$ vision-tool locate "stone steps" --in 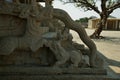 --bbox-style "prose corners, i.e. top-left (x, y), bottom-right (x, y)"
top-left (0, 66), bottom-right (119, 80)
top-left (0, 75), bottom-right (118, 80)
